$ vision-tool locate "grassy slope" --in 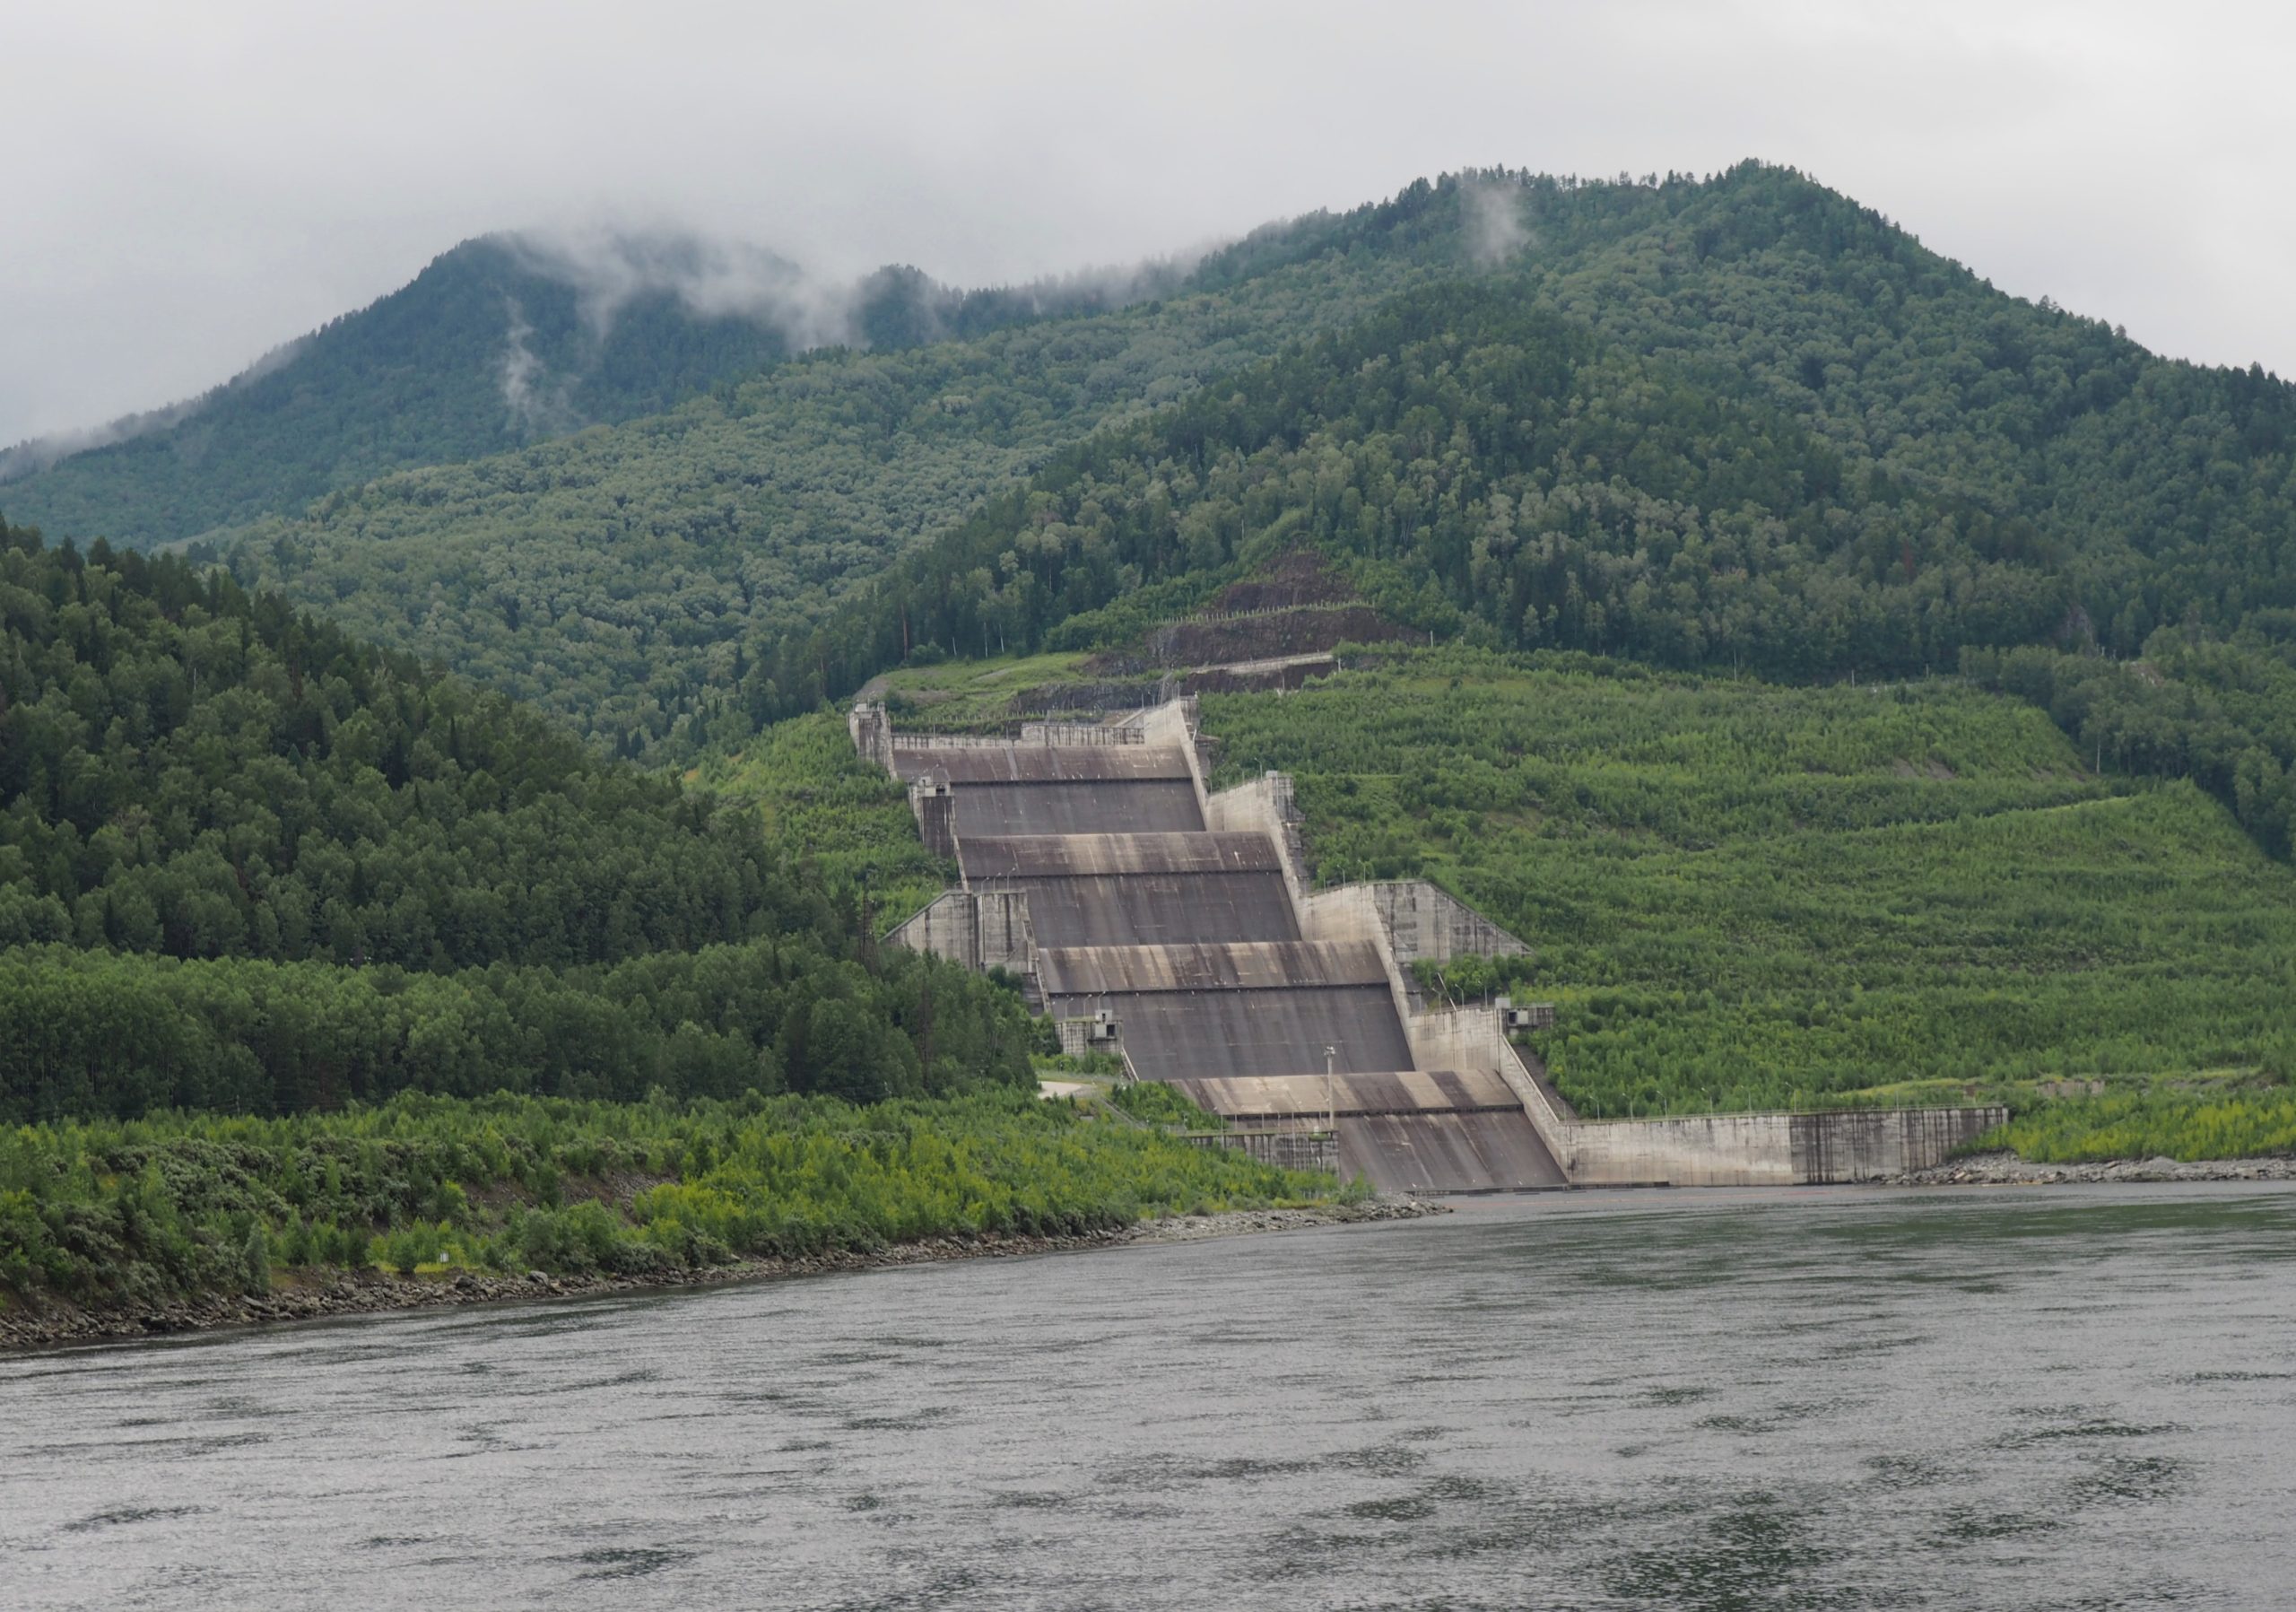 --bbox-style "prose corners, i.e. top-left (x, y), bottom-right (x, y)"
top-left (1195, 649), bottom-right (2296, 1128)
